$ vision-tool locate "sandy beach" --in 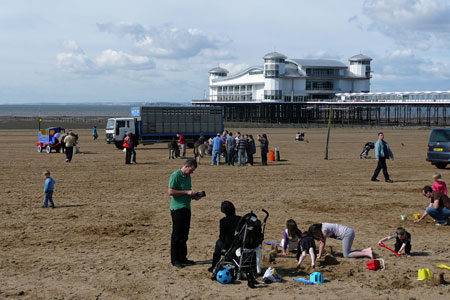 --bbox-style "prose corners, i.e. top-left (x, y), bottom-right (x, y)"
top-left (0, 127), bottom-right (449, 299)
